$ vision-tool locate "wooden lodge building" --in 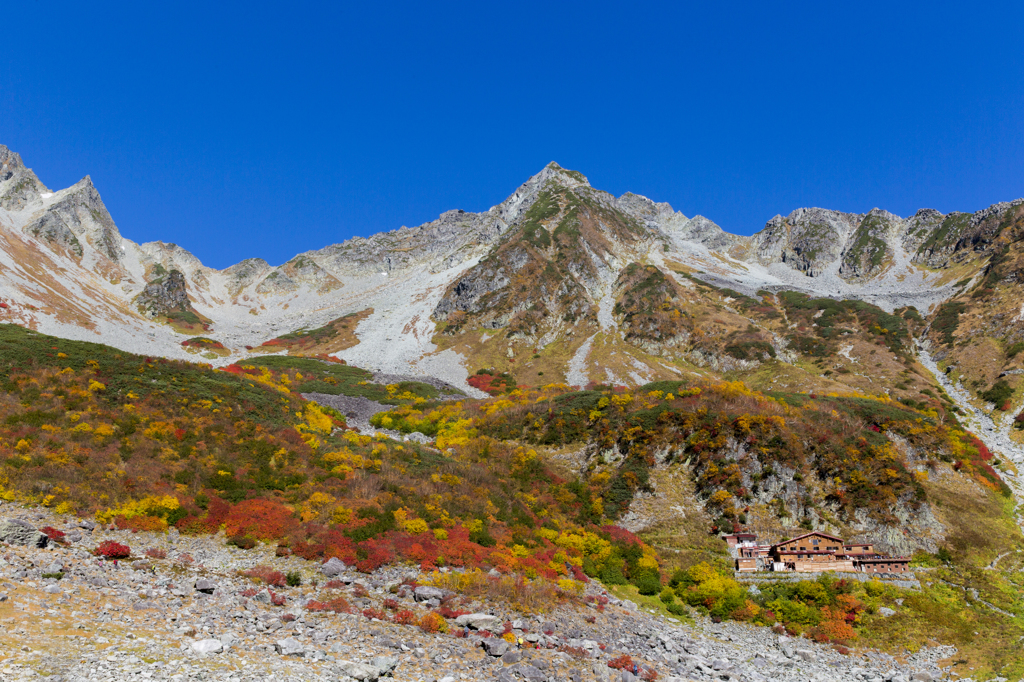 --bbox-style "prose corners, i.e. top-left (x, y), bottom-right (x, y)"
top-left (724, 531), bottom-right (911, 575)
